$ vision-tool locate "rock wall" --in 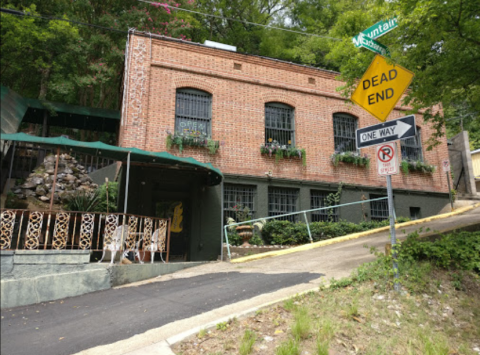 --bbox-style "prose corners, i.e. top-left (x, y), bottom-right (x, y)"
top-left (11, 154), bottom-right (98, 205)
